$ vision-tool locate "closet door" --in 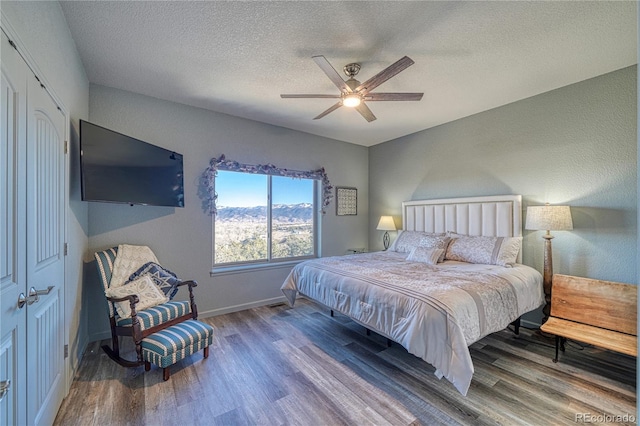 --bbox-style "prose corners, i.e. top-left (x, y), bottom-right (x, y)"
top-left (25, 54), bottom-right (67, 426)
top-left (0, 31), bottom-right (66, 426)
top-left (0, 30), bottom-right (28, 426)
